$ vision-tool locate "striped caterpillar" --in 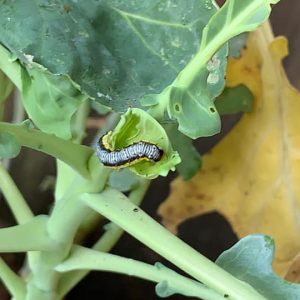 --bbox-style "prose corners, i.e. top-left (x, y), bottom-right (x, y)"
top-left (96, 132), bottom-right (164, 167)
